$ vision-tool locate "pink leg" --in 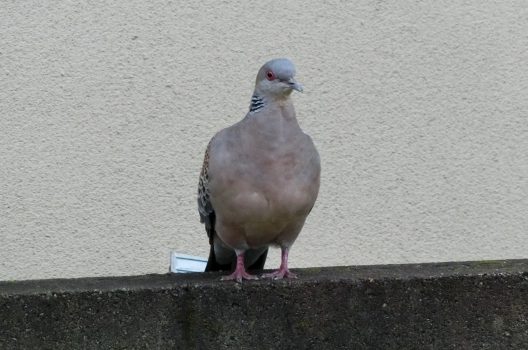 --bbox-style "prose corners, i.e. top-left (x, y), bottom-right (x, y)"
top-left (221, 251), bottom-right (258, 283)
top-left (262, 247), bottom-right (297, 280)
